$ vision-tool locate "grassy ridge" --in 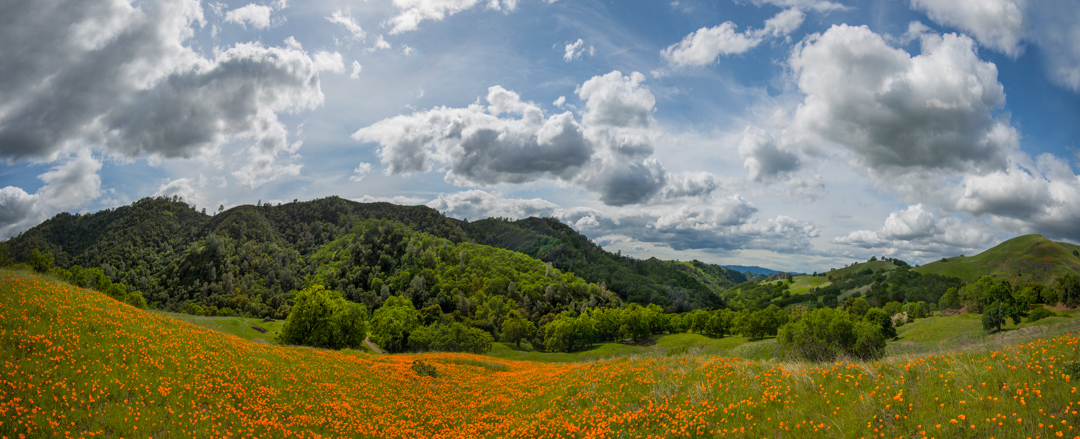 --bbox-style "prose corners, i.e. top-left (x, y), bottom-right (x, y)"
top-left (6, 269), bottom-right (1080, 438)
top-left (916, 234), bottom-right (1080, 285)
